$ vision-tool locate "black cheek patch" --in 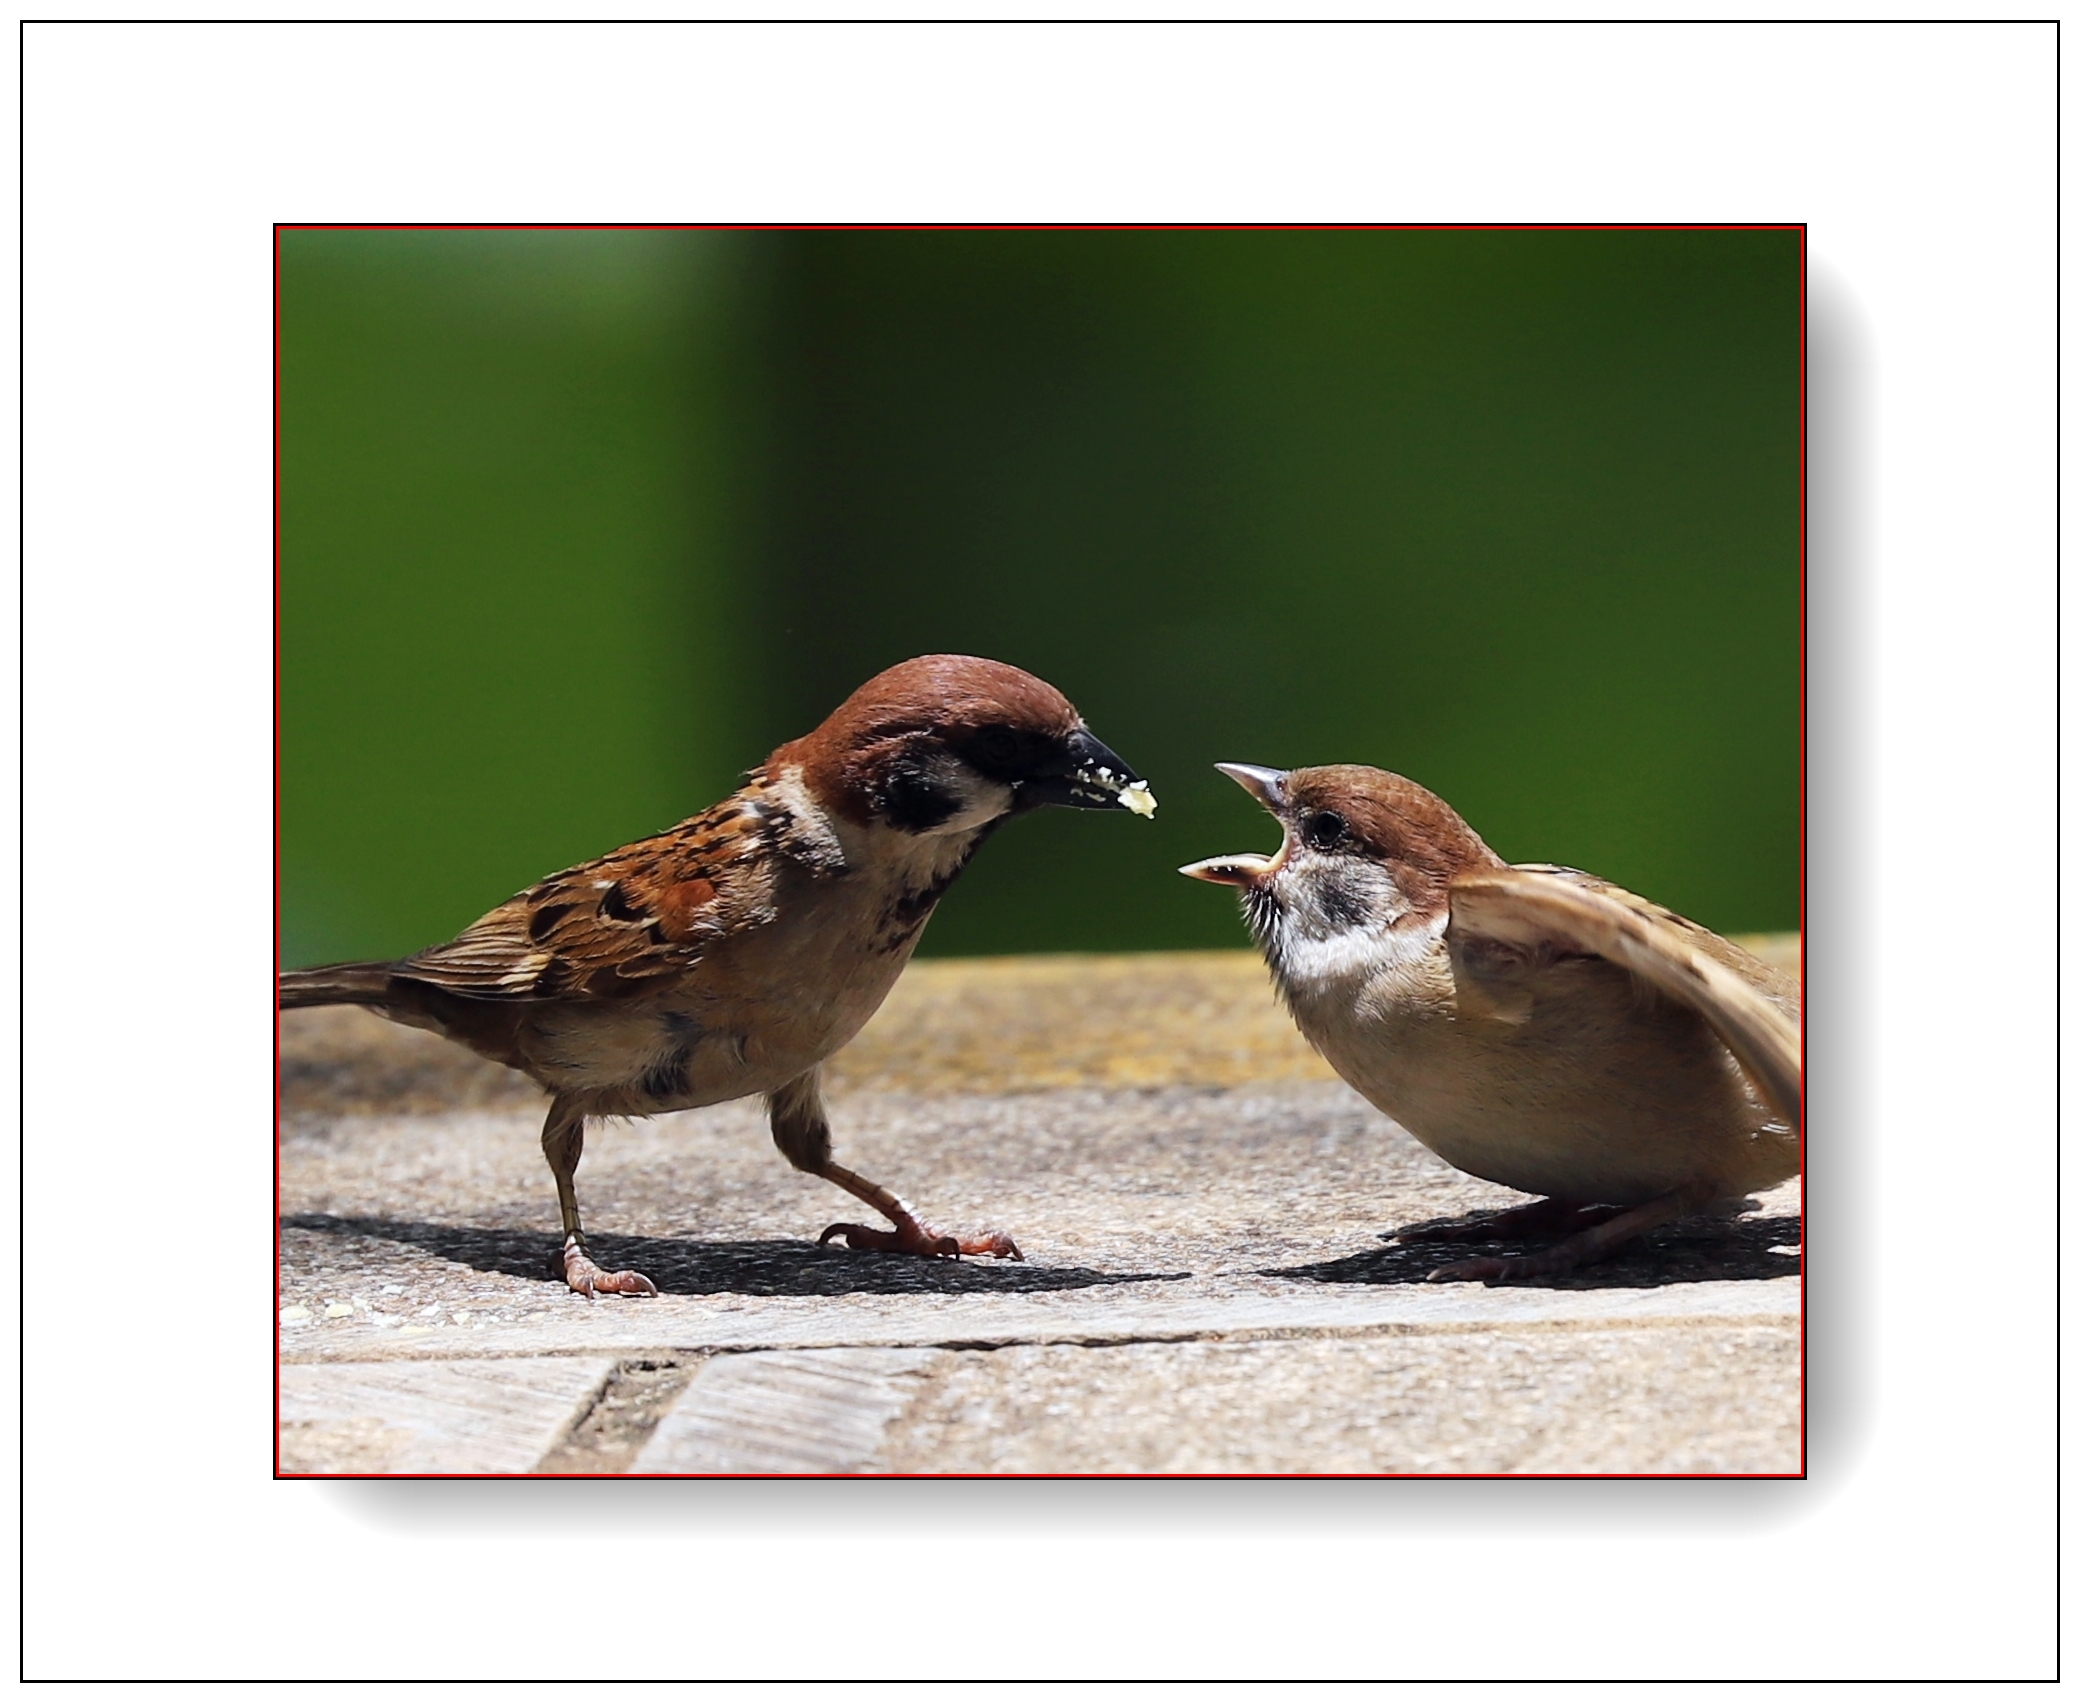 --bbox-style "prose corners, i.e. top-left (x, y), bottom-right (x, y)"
top-left (880, 759), bottom-right (959, 832)
top-left (1315, 868), bottom-right (1377, 930)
